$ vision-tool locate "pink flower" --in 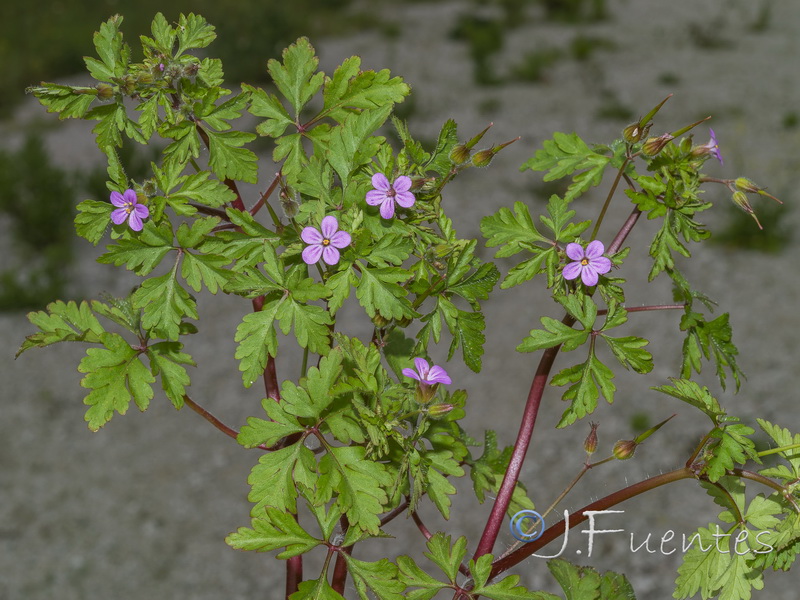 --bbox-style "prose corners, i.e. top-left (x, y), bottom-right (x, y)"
top-left (110, 189), bottom-right (149, 231)
top-left (402, 358), bottom-right (451, 386)
top-left (366, 173), bottom-right (415, 219)
top-left (562, 240), bottom-right (612, 286)
top-left (301, 216), bottom-right (351, 266)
